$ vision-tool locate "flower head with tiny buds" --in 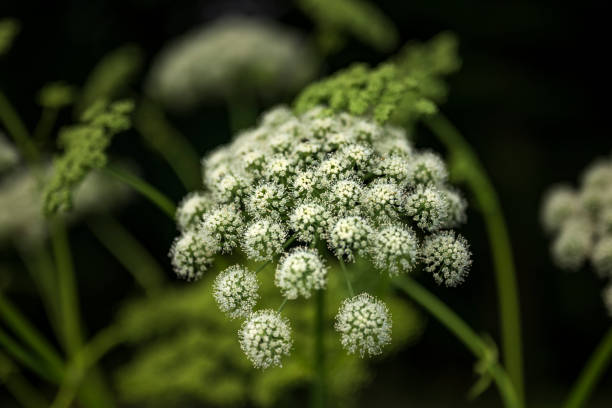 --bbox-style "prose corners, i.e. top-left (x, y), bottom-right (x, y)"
top-left (214, 265), bottom-right (259, 319)
top-left (239, 310), bottom-right (293, 369)
top-left (170, 105), bottom-right (471, 367)
top-left (335, 293), bottom-right (392, 357)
